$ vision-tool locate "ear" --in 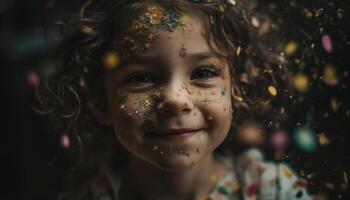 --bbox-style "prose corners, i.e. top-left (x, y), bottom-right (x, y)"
top-left (87, 99), bottom-right (113, 126)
